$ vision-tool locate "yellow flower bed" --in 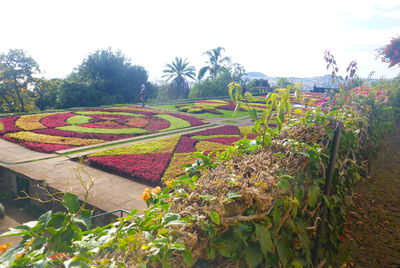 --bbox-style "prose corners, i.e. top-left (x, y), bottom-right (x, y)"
top-left (5, 131), bottom-right (104, 146)
top-left (90, 136), bottom-right (180, 157)
top-left (195, 140), bottom-right (229, 152)
top-left (162, 152), bottom-right (194, 181)
top-left (15, 114), bottom-right (55, 130)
